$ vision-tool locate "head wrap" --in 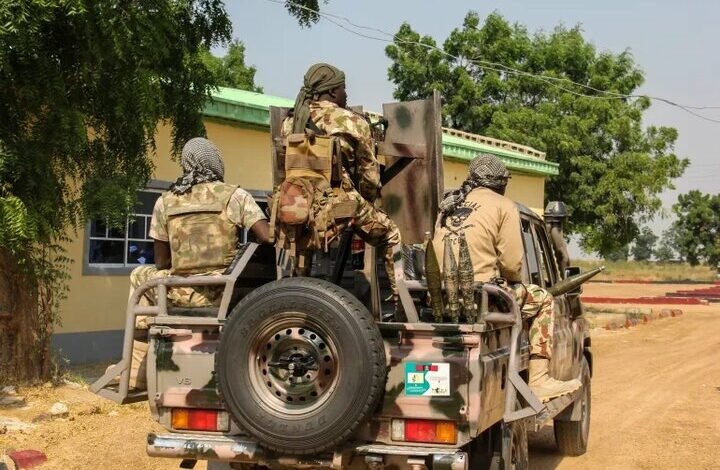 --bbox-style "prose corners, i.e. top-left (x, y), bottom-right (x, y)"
top-left (439, 153), bottom-right (511, 227)
top-left (292, 63), bottom-right (346, 133)
top-left (170, 137), bottom-right (225, 195)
